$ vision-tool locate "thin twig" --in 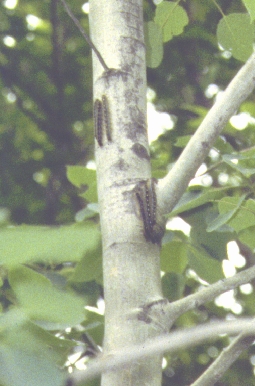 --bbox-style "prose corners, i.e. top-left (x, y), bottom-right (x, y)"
top-left (165, 265), bottom-right (255, 324)
top-left (191, 326), bottom-right (255, 386)
top-left (158, 52), bottom-right (255, 215)
top-left (60, 0), bottom-right (109, 71)
top-left (66, 318), bottom-right (255, 384)
top-left (137, 265), bottom-right (255, 331)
